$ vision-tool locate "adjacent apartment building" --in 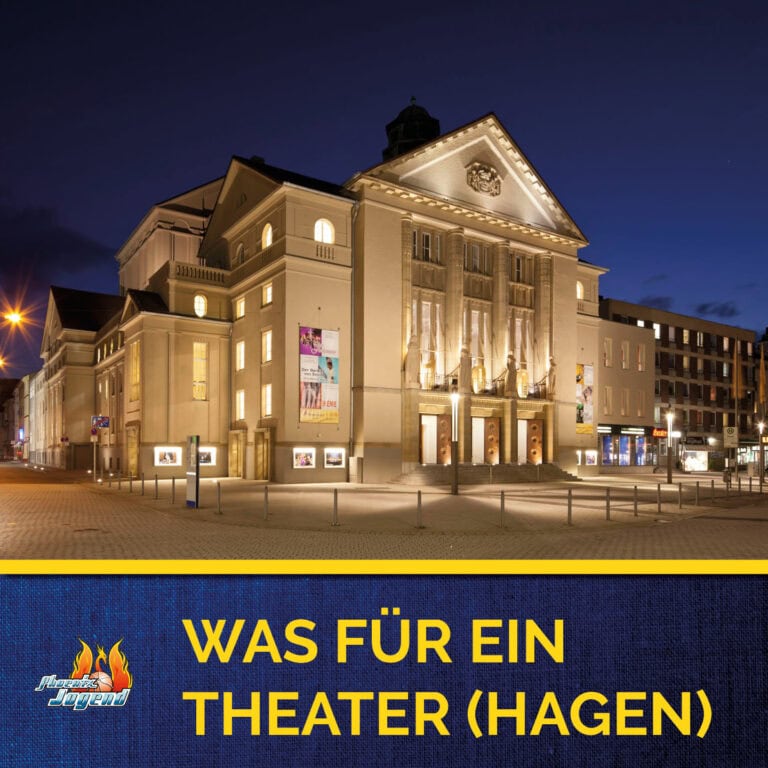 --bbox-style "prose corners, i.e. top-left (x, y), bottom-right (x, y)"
top-left (600, 299), bottom-right (758, 471)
